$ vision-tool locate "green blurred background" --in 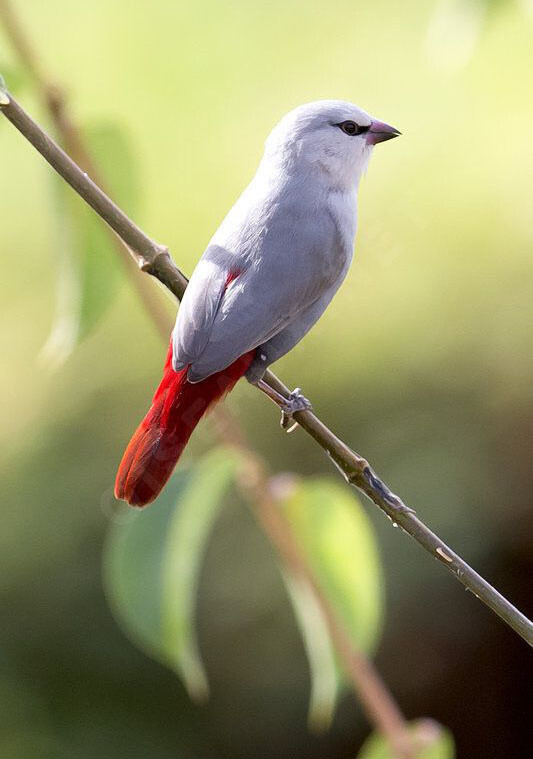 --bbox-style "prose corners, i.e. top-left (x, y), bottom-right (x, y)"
top-left (1, 0), bottom-right (532, 757)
